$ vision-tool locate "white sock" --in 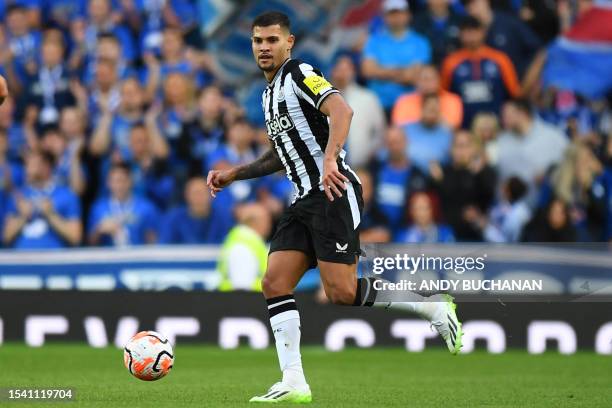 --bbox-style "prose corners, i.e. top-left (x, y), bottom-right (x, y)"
top-left (381, 300), bottom-right (439, 321)
top-left (267, 295), bottom-right (307, 388)
top-left (355, 277), bottom-right (439, 321)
